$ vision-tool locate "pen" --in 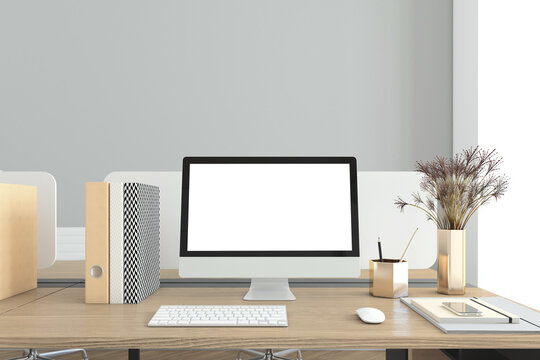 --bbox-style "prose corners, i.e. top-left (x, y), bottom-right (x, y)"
top-left (377, 237), bottom-right (383, 261)
top-left (399, 227), bottom-right (419, 262)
